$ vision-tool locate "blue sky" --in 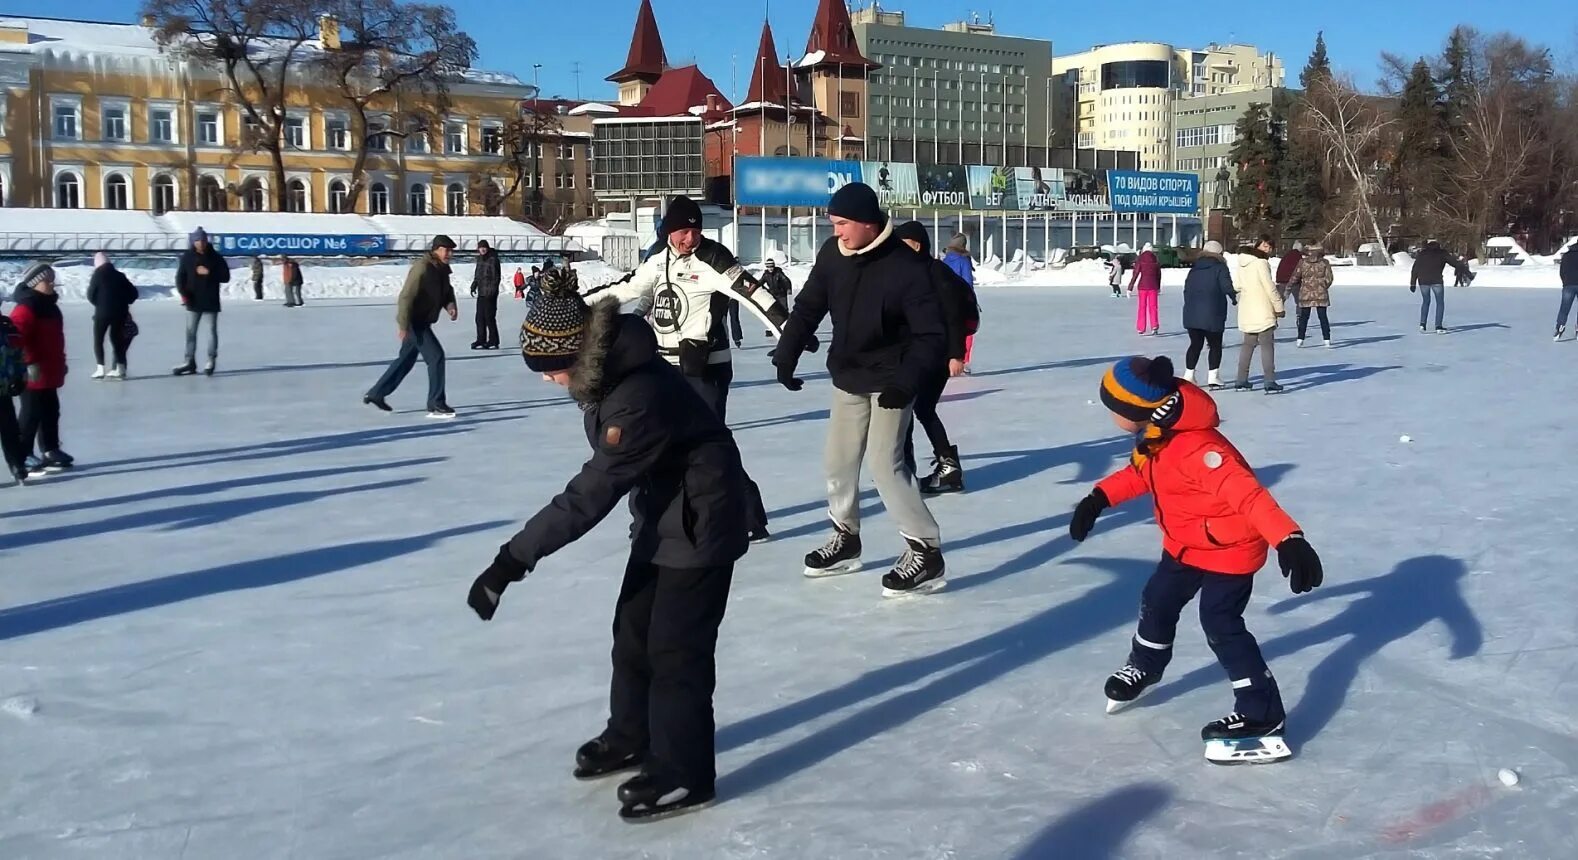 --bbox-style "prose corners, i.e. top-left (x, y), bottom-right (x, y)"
top-left (11, 0), bottom-right (1575, 101)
